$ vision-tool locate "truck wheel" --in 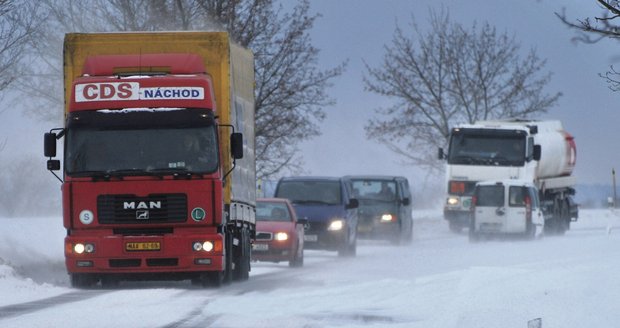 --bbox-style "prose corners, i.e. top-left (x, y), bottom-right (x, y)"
top-left (449, 221), bottom-right (462, 233)
top-left (101, 275), bottom-right (120, 289)
top-left (223, 231), bottom-right (234, 284)
top-left (233, 228), bottom-right (250, 281)
top-left (194, 272), bottom-right (224, 288)
top-left (558, 200), bottom-right (570, 235)
top-left (70, 273), bottom-right (97, 289)
top-left (544, 199), bottom-right (562, 235)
